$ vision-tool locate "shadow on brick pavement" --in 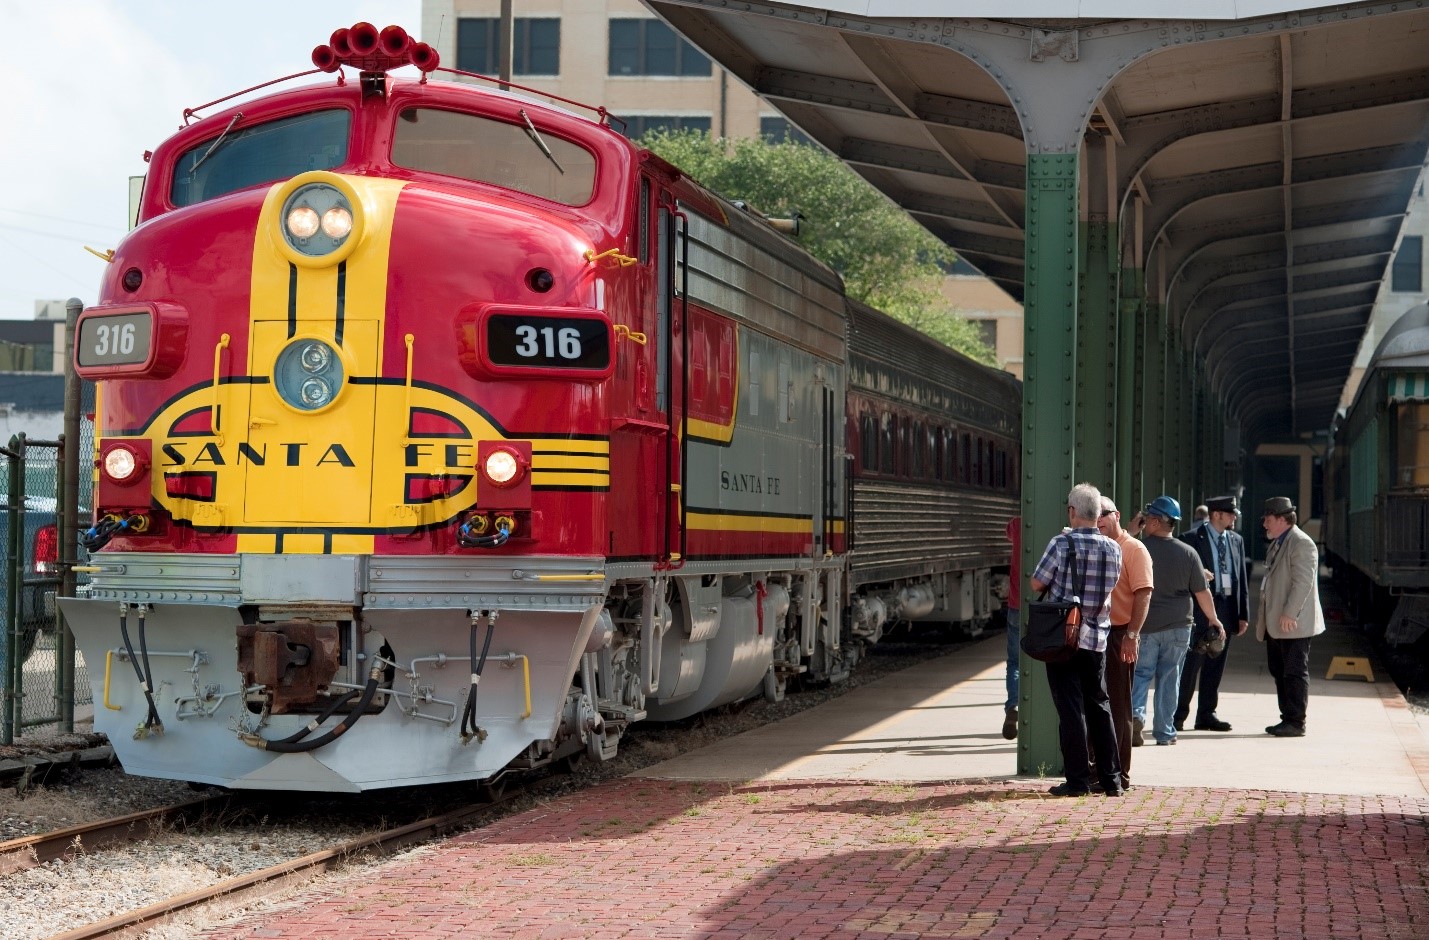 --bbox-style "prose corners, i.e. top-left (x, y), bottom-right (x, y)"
top-left (198, 777), bottom-right (1428, 940)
